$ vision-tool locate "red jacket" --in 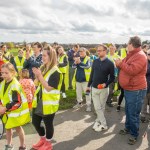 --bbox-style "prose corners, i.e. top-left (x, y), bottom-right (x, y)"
top-left (118, 48), bottom-right (147, 91)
